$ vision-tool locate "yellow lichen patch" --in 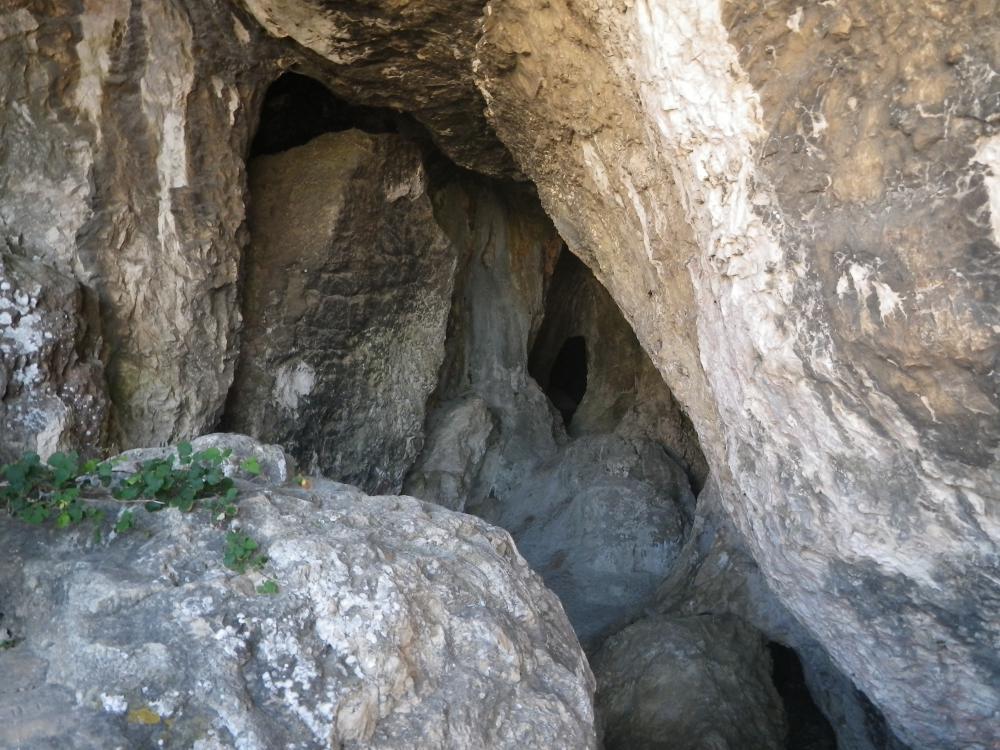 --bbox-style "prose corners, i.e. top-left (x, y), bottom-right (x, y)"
top-left (127, 706), bottom-right (161, 725)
